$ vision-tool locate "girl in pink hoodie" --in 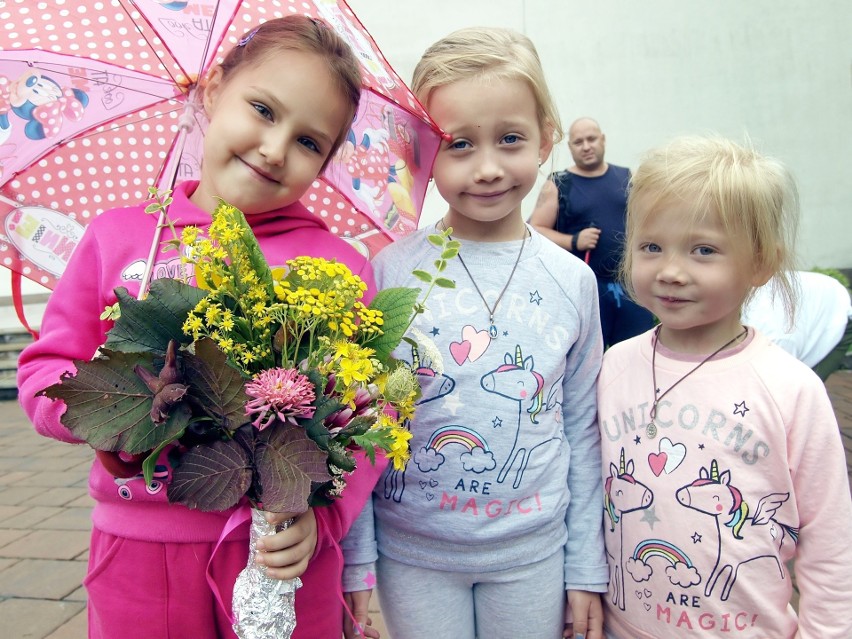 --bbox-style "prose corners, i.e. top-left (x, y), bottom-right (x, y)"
top-left (17, 16), bottom-right (384, 639)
